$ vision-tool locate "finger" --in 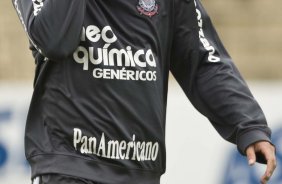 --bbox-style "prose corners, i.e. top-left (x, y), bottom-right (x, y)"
top-left (260, 177), bottom-right (267, 184)
top-left (261, 145), bottom-right (276, 183)
top-left (261, 151), bottom-right (277, 183)
top-left (246, 145), bottom-right (256, 165)
top-left (261, 172), bottom-right (270, 184)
